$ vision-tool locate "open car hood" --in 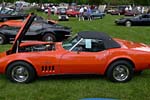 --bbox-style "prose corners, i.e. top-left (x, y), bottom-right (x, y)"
top-left (11, 13), bottom-right (36, 54)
